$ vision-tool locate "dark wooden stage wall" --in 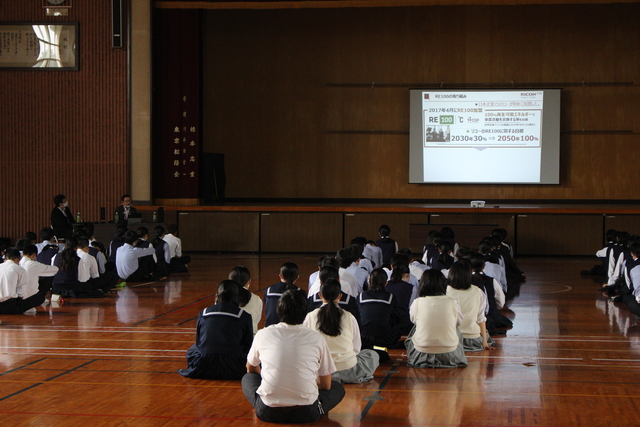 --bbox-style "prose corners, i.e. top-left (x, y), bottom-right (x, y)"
top-left (202, 3), bottom-right (639, 199)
